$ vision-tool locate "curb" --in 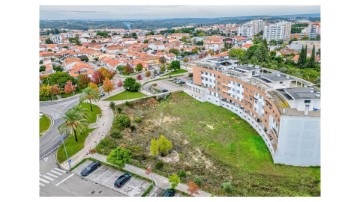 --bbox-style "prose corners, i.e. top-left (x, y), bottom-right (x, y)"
top-left (40, 113), bottom-right (54, 139)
